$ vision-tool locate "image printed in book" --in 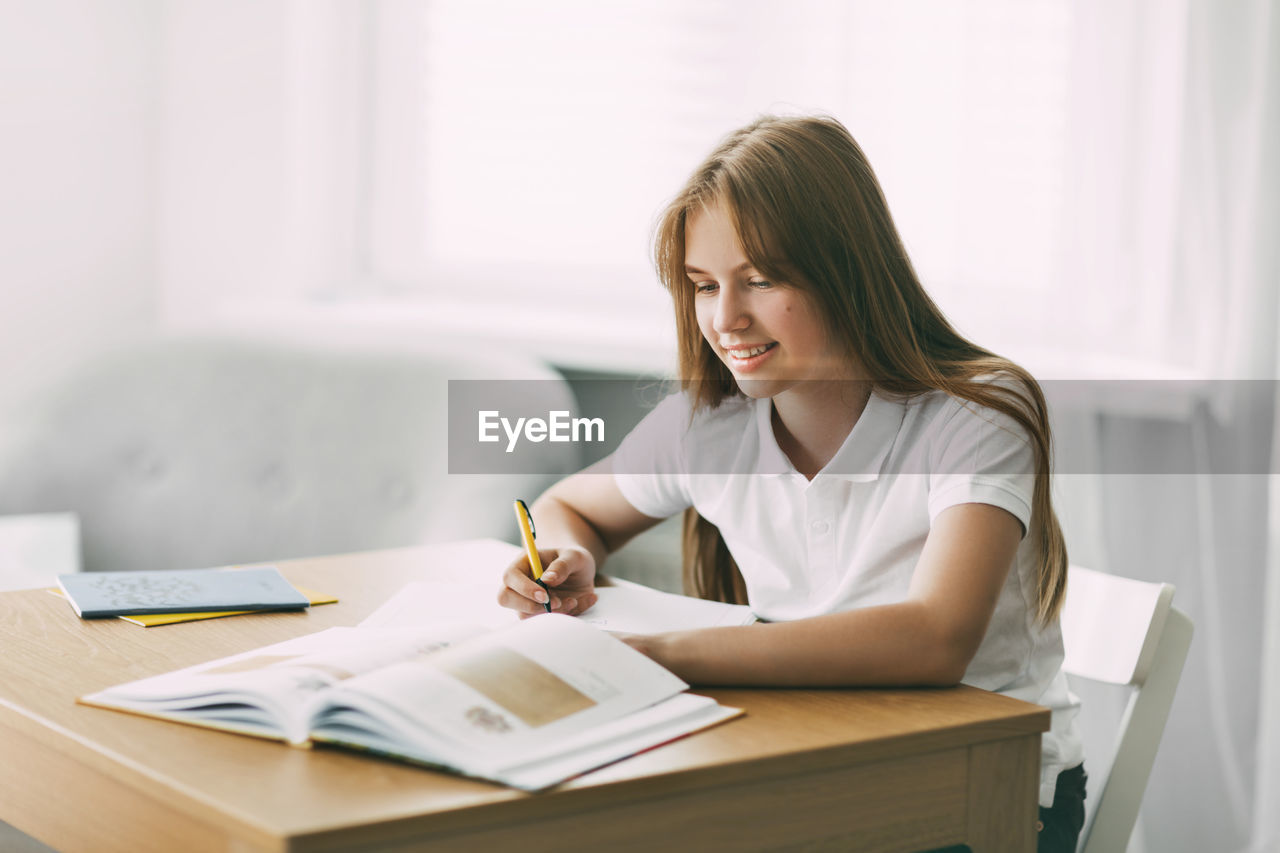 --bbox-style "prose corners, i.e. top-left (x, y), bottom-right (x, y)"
top-left (79, 615), bottom-right (743, 791)
top-left (434, 645), bottom-right (599, 728)
top-left (211, 642), bottom-right (606, 732)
